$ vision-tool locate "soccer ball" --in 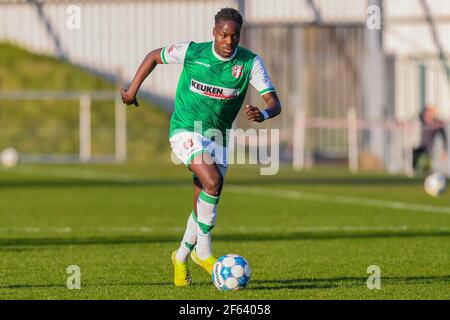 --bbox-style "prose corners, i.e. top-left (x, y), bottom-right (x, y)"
top-left (424, 172), bottom-right (446, 197)
top-left (1, 148), bottom-right (19, 168)
top-left (212, 254), bottom-right (251, 291)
